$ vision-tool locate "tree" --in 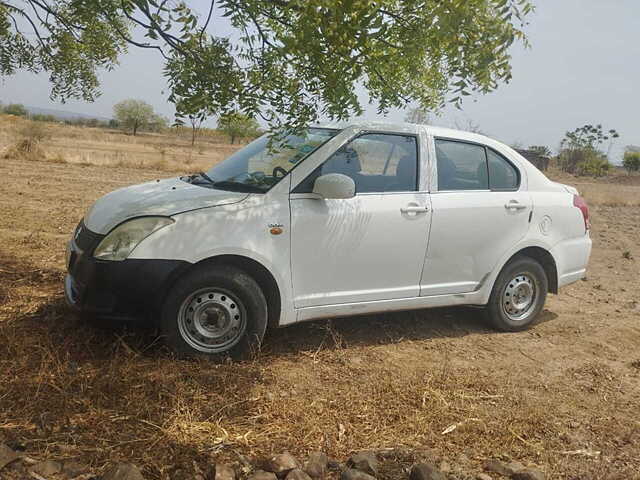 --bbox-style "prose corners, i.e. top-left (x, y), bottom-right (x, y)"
top-left (3, 103), bottom-right (27, 116)
top-left (165, 36), bottom-right (239, 146)
top-left (558, 124), bottom-right (619, 175)
top-left (404, 107), bottom-right (429, 125)
top-left (0, 1), bottom-right (533, 133)
top-left (113, 99), bottom-right (155, 136)
top-left (528, 145), bottom-right (552, 158)
top-left (623, 151), bottom-right (640, 175)
top-left (218, 112), bottom-right (260, 144)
